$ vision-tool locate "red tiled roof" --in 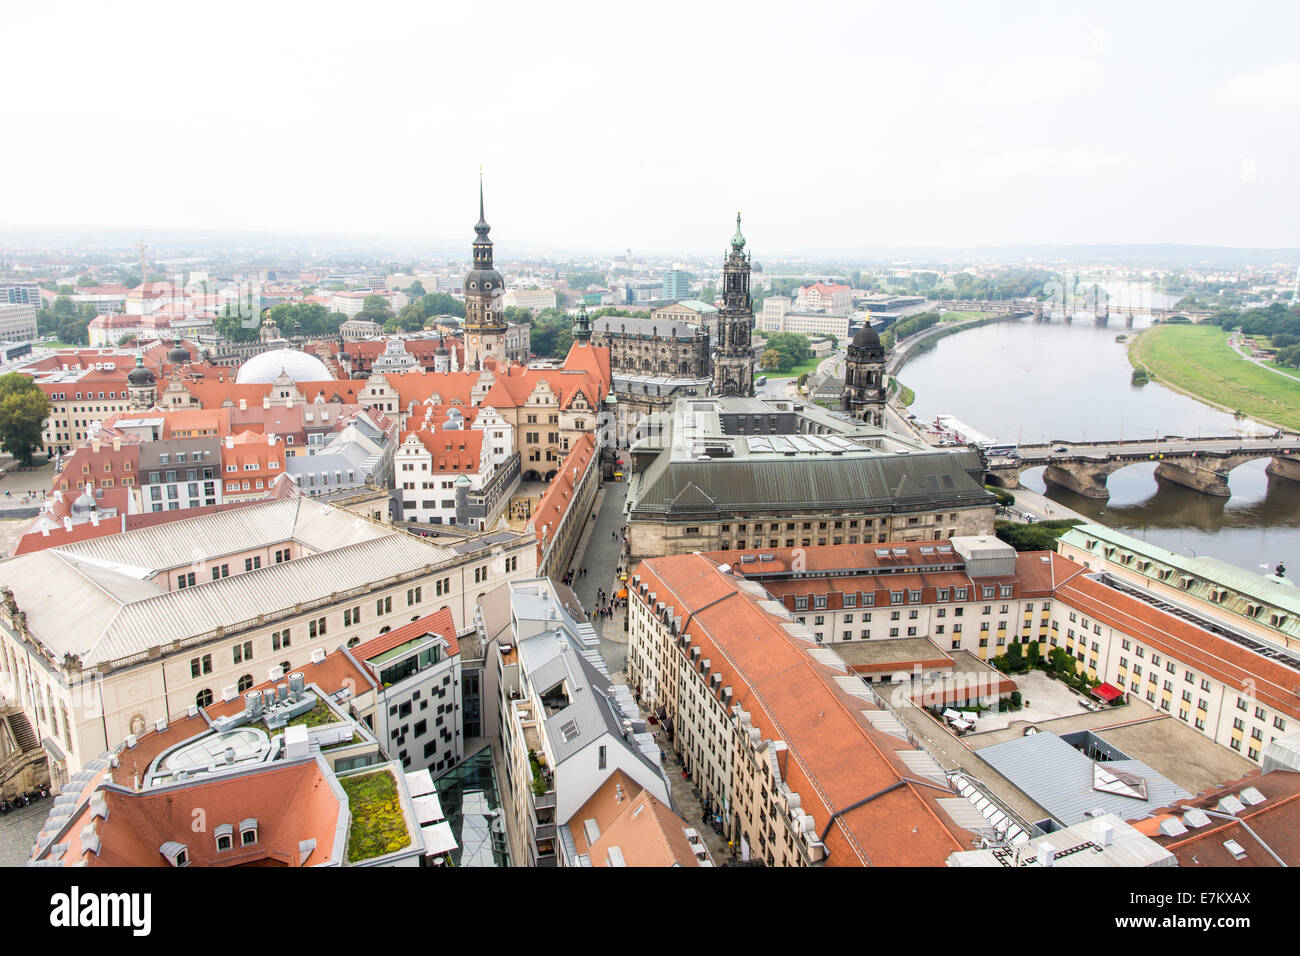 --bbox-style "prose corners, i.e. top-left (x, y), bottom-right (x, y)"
top-left (534, 432), bottom-right (597, 557)
top-left (1053, 559), bottom-right (1300, 722)
top-left (351, 607), bottom-right (460, 666)
top-left (83, 762), bottom-right (343, 866)
top-left (634, 553), bottom-right (974, 866)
